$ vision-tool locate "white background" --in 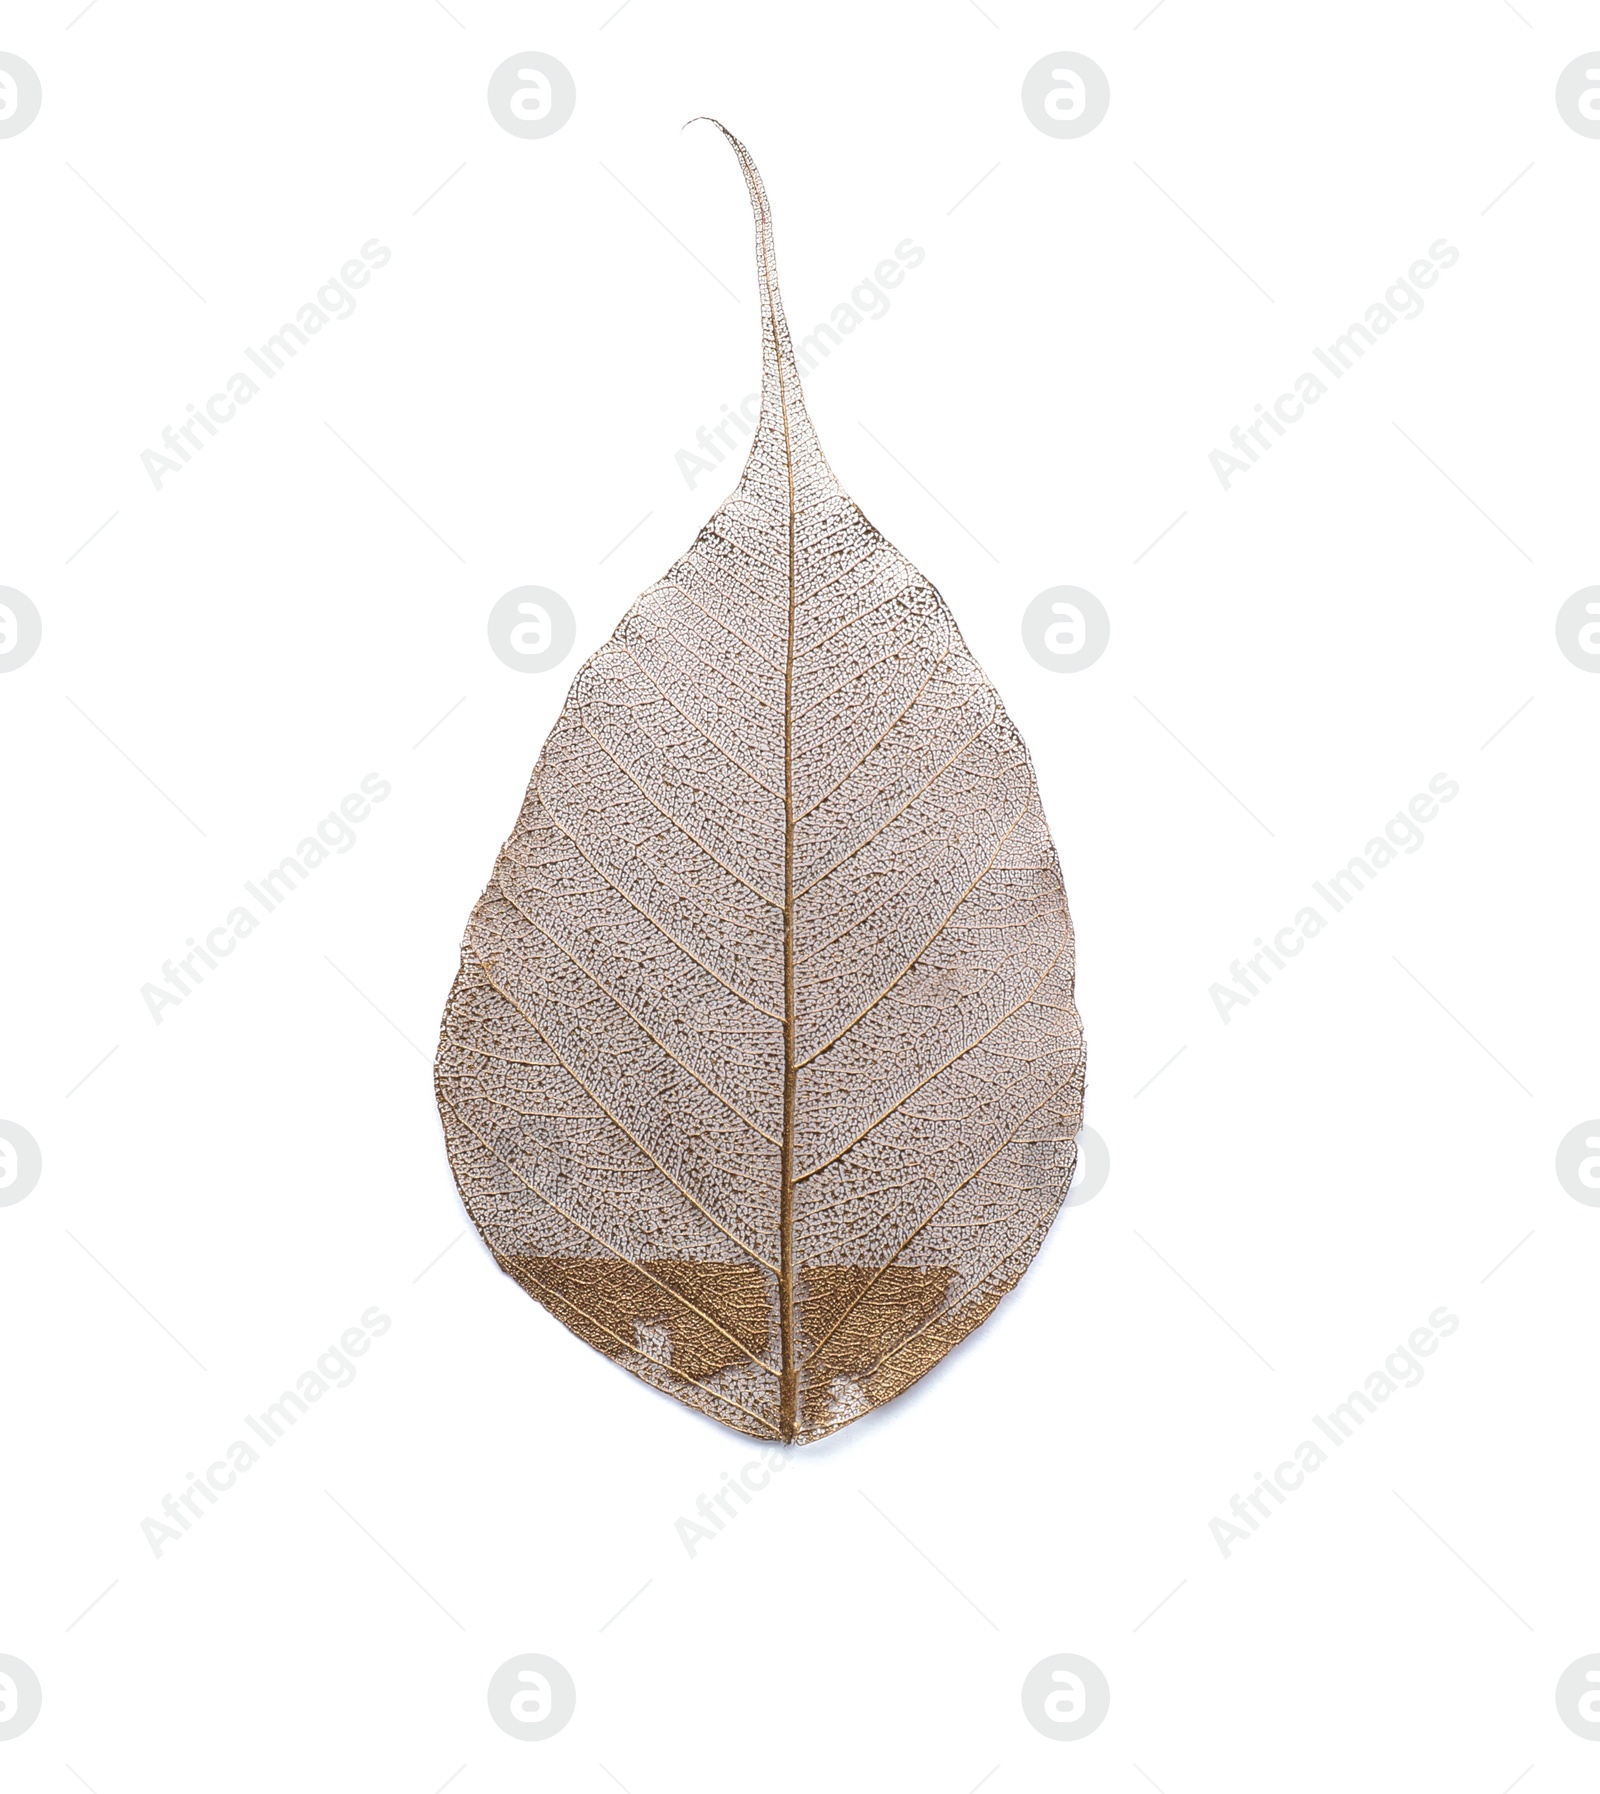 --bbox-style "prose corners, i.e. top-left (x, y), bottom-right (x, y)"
top-left (2, 2), bottom-right (1597, 1789)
